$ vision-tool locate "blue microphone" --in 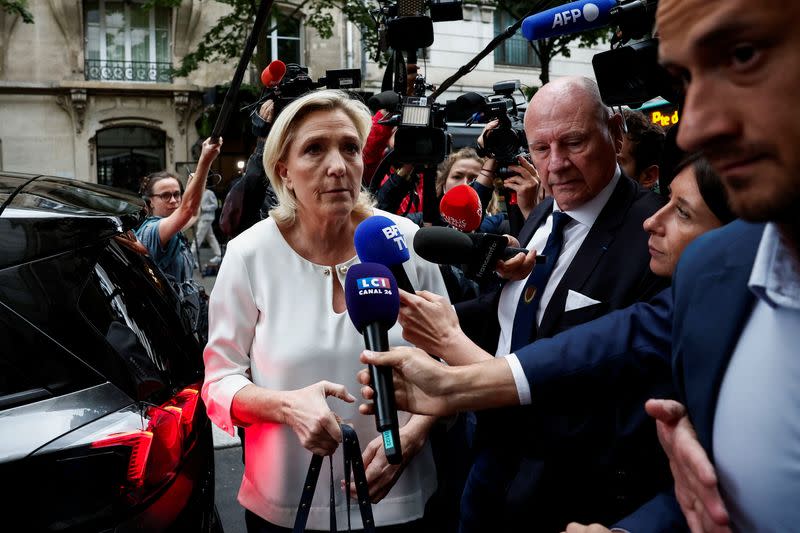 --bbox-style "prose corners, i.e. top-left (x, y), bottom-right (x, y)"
top-left (354, 215), bottom-right (416, 293)
top-left (345, 262), bottom-right (403, 464)
top-left (521, 0), bottom-right (617, 41)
